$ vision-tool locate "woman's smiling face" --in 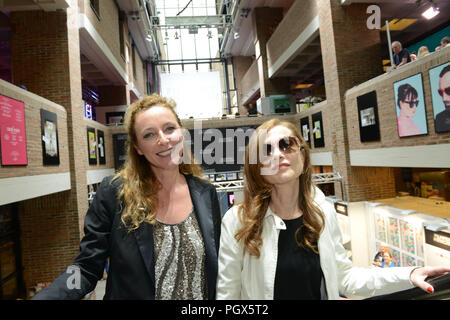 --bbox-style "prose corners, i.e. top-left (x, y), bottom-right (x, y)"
top-left (133, 105), bottom-right (184, 170)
